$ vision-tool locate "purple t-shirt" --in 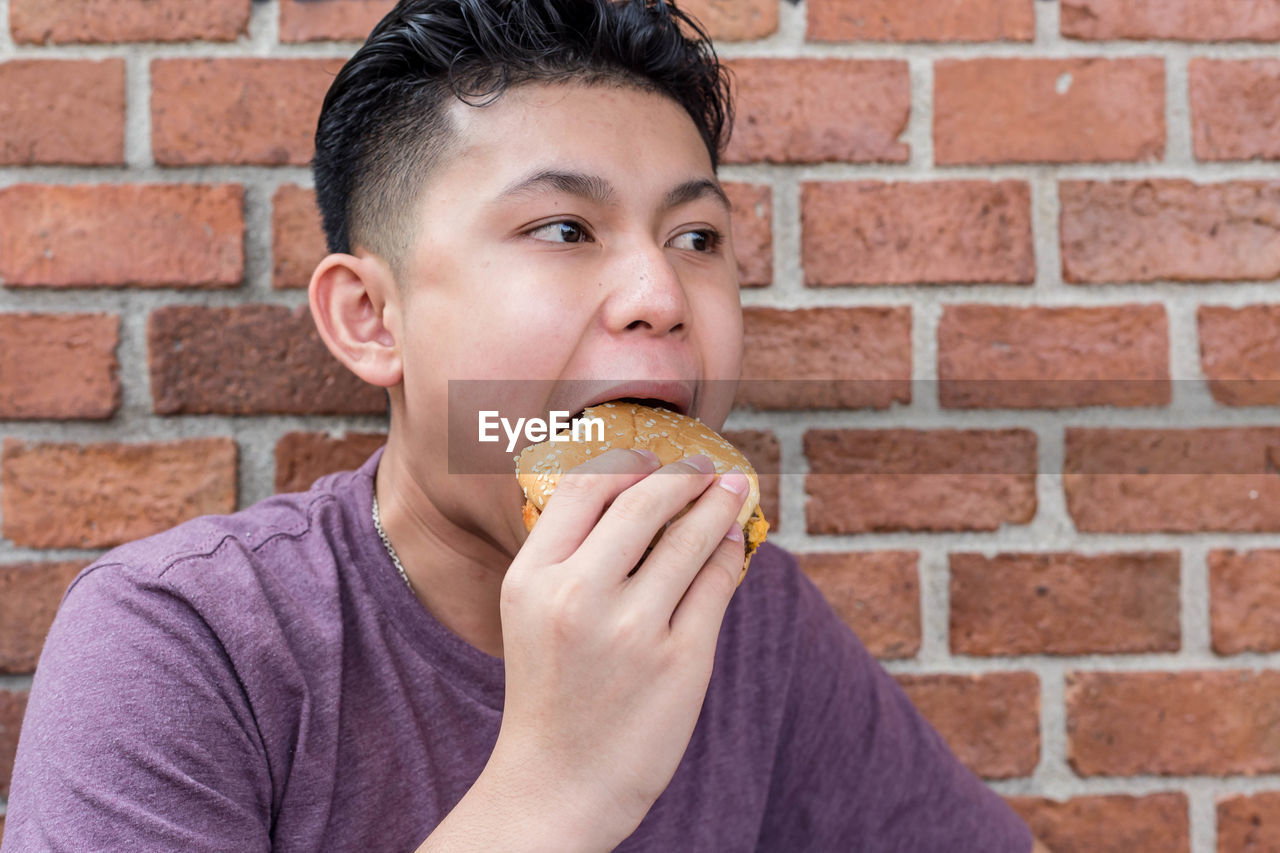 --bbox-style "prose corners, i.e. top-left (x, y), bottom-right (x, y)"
top-left (4, 449), bottom-right (1031, 852)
